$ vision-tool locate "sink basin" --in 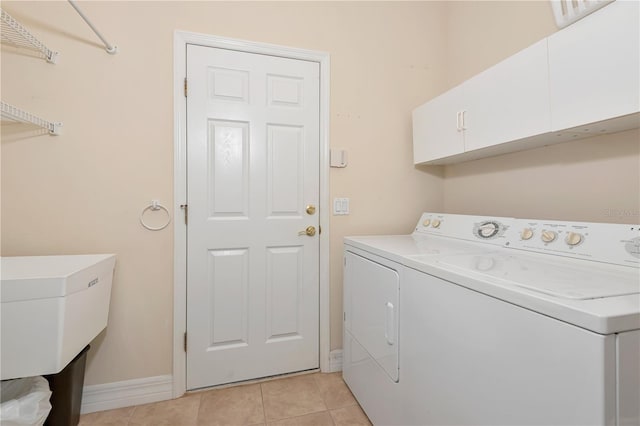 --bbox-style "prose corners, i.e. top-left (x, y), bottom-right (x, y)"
top-left (1, 254), bottom-right (116, 380)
